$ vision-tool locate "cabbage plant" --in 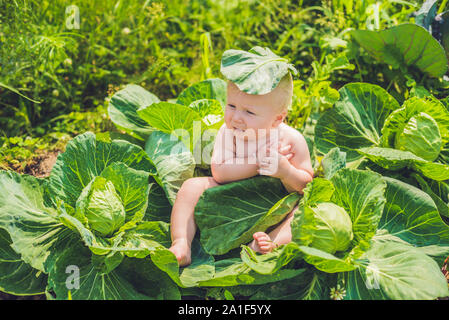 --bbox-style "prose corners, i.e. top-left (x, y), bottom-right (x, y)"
top-left (314, 82), bottom-right (449, 219)
top-left (351, 23), bottom-right (448, 78)
top-left (238, 166), bottom-right (449, 300)
top-left (0, 132), bottom-right (181, 299)
top-left (297, 202), bottom-right (353, 255)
